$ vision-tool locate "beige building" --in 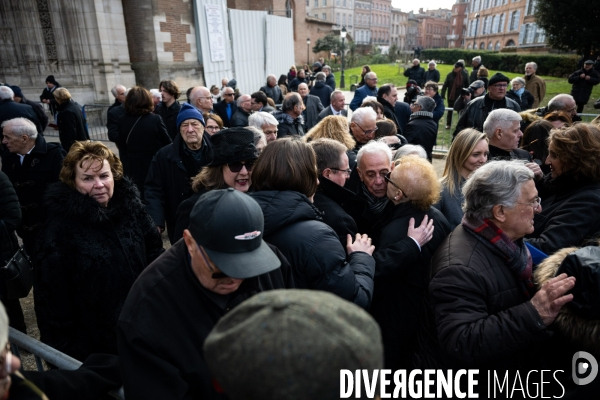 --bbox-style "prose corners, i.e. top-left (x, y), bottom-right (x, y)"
top-left (390, 8), bottom-right (409, 50)
top-left (448, 0), bottom-right (469, 49)
top-left (371, 0), bottom-right (391, 45)
top-left (414, 8), bottom-right (452, 49)
top-left (354, 0), bottom-right (372, 45)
